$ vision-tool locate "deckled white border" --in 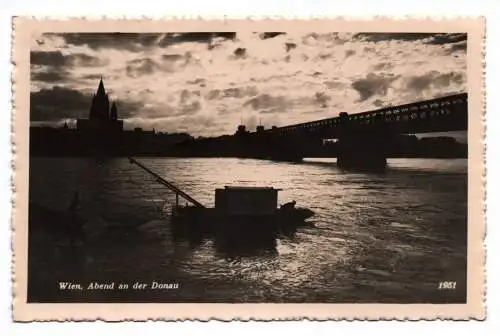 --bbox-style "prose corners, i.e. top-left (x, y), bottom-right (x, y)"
top-left (10, 16), bottom-right (485, 323)
top-left (2, 0), bottom-right (499, 334)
